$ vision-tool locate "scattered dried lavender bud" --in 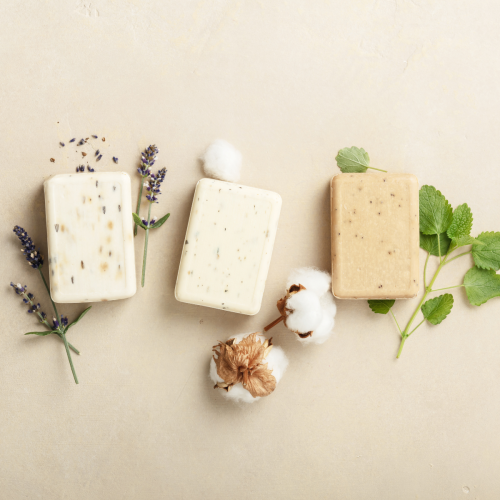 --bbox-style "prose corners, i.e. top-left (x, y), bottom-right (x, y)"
top-left (95, 149), bottom-right (100, 156)
top-left (60, 142), bottom-right (65, 147)
top-left (77, 139), bottom-right (84, 146)
top-left (69, 138), bottom-right (76, 143)
top-left (92, 135), bottom-right (98, 139)
top-left (87, 166), bottom-right (94, 172)
top-left (96, 155), bottom-right (102, 162)
top-left (113, 157), bottom-right (118, 164)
